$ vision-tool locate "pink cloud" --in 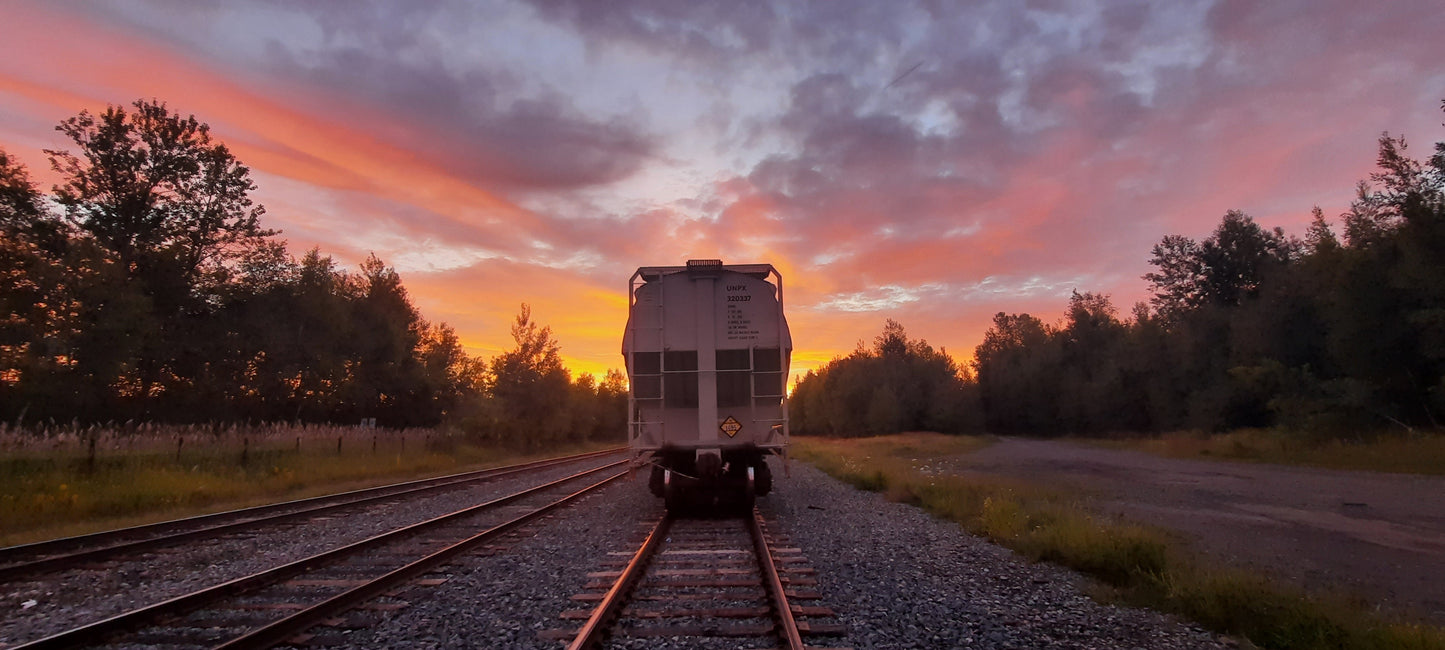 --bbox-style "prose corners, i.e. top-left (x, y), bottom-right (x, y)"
top-left (1, 0), bottom-right (1441, 386)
